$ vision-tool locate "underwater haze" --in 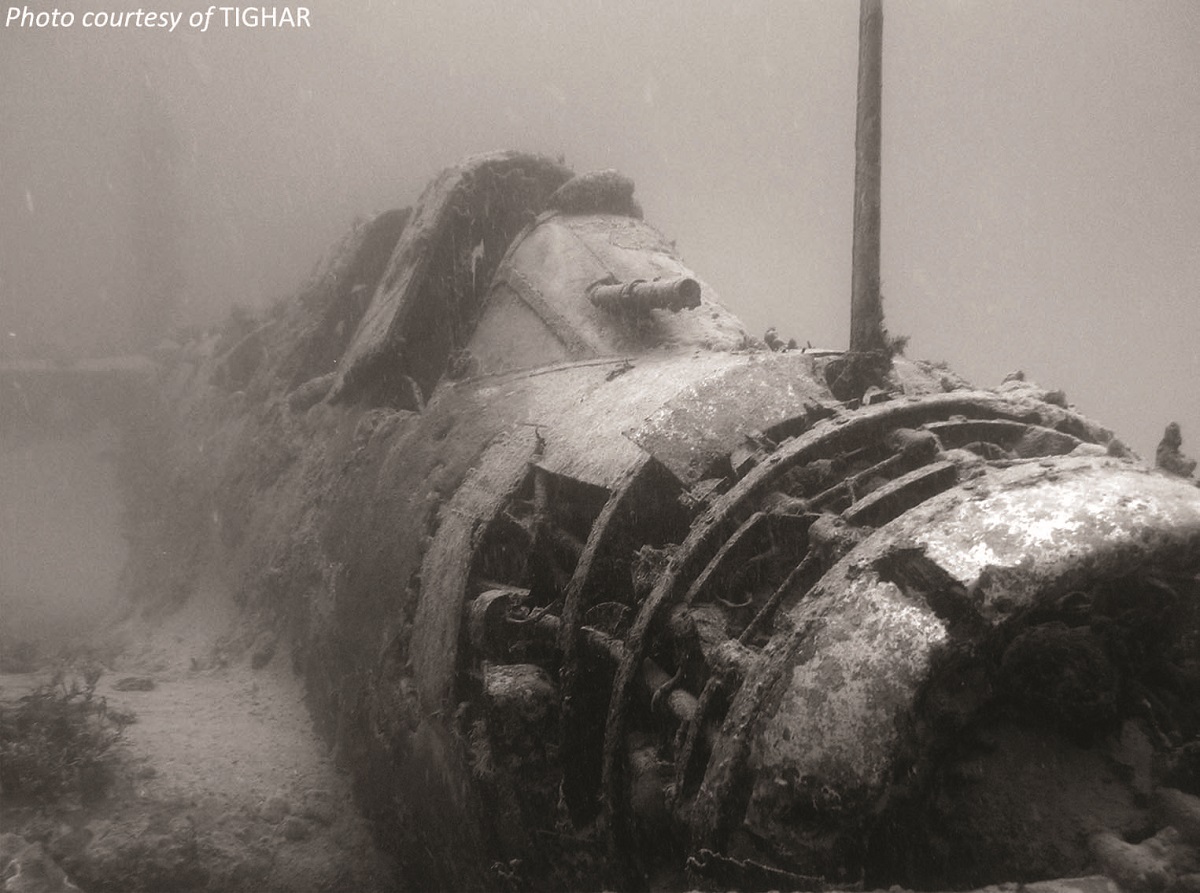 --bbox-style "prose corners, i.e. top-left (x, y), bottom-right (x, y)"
top-left (2, 0), bottom-right (1198, 459)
